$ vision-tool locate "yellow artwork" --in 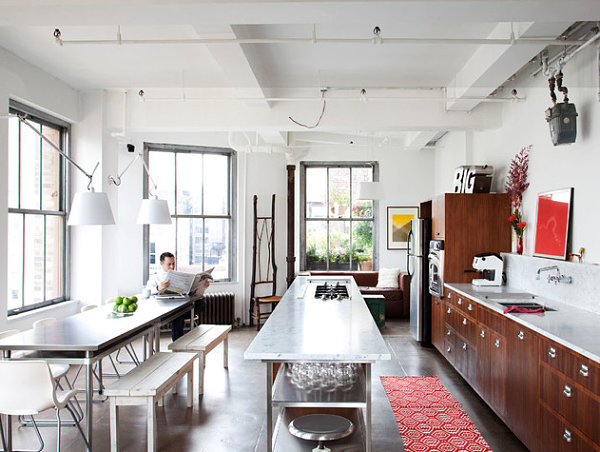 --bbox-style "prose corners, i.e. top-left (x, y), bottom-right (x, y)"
top-left (387, 207), bottom-right (419, 249)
